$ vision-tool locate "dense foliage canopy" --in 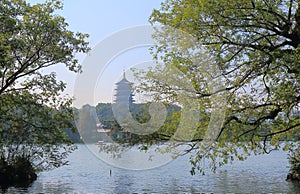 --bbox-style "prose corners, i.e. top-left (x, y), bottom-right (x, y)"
top-left (129, 0), bottom-right (300, 174)
top-left (0, 0), bottom-right (89, 178)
